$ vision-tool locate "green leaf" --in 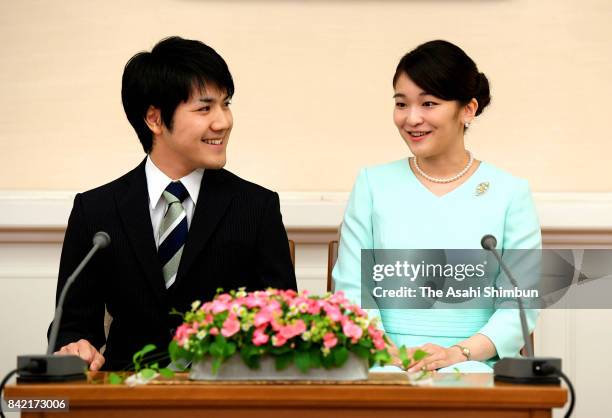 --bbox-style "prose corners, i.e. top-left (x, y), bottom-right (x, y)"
top-left (270, 346), bottom-right (291, 355)
top-left (351, 345), bottom-right (370, 359)
top-left (211, 357), bottom-right (222, 375)
top-left (321, 352), bottom-right (334, 369)
top-left (413, 349), bottom-right (429, 362)
top-left (108, 372), bottom-right (123, 385)
top-left (358, 339), bottom-right (373, 349)
top-left (274, 352), bottom-right (294, 371)
top-left (295, 351), bottom-right (311, 373)
top-left (240, 345), bottom-right (262, 370)
top-left (140, 368), bottom-right (156, 380)
top-left (158, 368), bottom-right (175, 379)
top-left (169, 308), bottom-right (185, 319)
top-left (399, 346), bottom-right (410, 369)
top-left (132, 344), bottom-right (157, 367)
top-left (168, 340), bottom-right (180, 361)
top-left (309, 348), bottom-right (322, 368)
top-left (242, 353), bottom-right (261, 370)
top-left (373, 350), bottom-right (391, 365)
top-left (299, 340), bottom-right (312, 350)
top-left (332, 346), bottom-right (349, 367)
top-left (140, 344), bottom-right (157, 356)
top-left (209, 341), bottom-right (225, 358)
top-left (224, 342), bottom-right (237, 358)
top-left (148, 362), bottom-right (159, 370)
